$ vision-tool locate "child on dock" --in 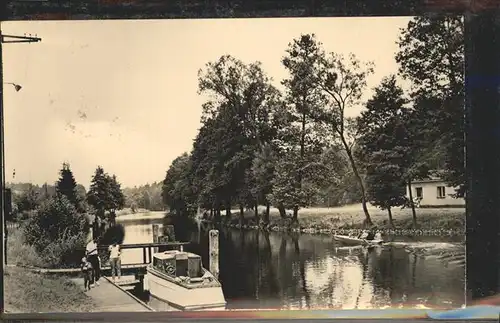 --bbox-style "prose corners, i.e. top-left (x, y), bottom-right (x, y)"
top-left (108, 241), bottom-right (122, 282)
top-left (81, 256), bottom-right (93, 291)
